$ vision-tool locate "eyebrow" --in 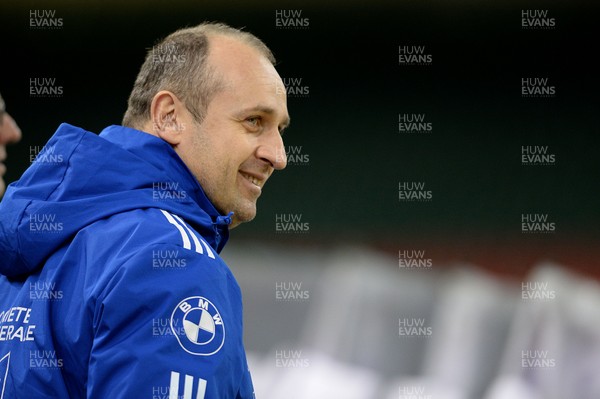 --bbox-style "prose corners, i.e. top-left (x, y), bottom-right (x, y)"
top-left (238, 105), bottom-right (291, 129)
